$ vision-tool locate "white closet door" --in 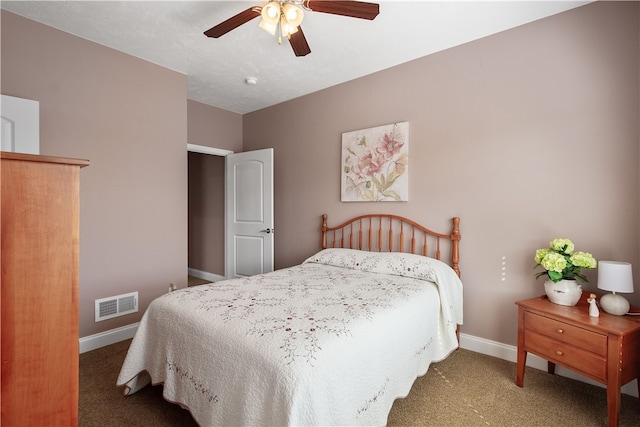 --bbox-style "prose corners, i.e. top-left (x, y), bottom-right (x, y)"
top-left (1, 94), bottom-right (39, 154)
